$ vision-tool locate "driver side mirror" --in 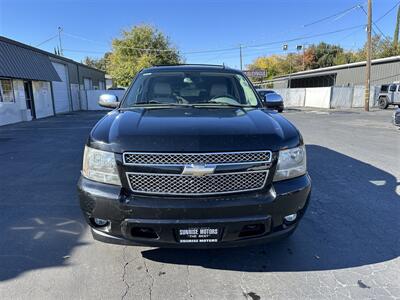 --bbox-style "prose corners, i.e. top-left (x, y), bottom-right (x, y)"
top-left (262, 95), bottom-right (271, 107)
top-left (98, 94), bottom-right (119, 109)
